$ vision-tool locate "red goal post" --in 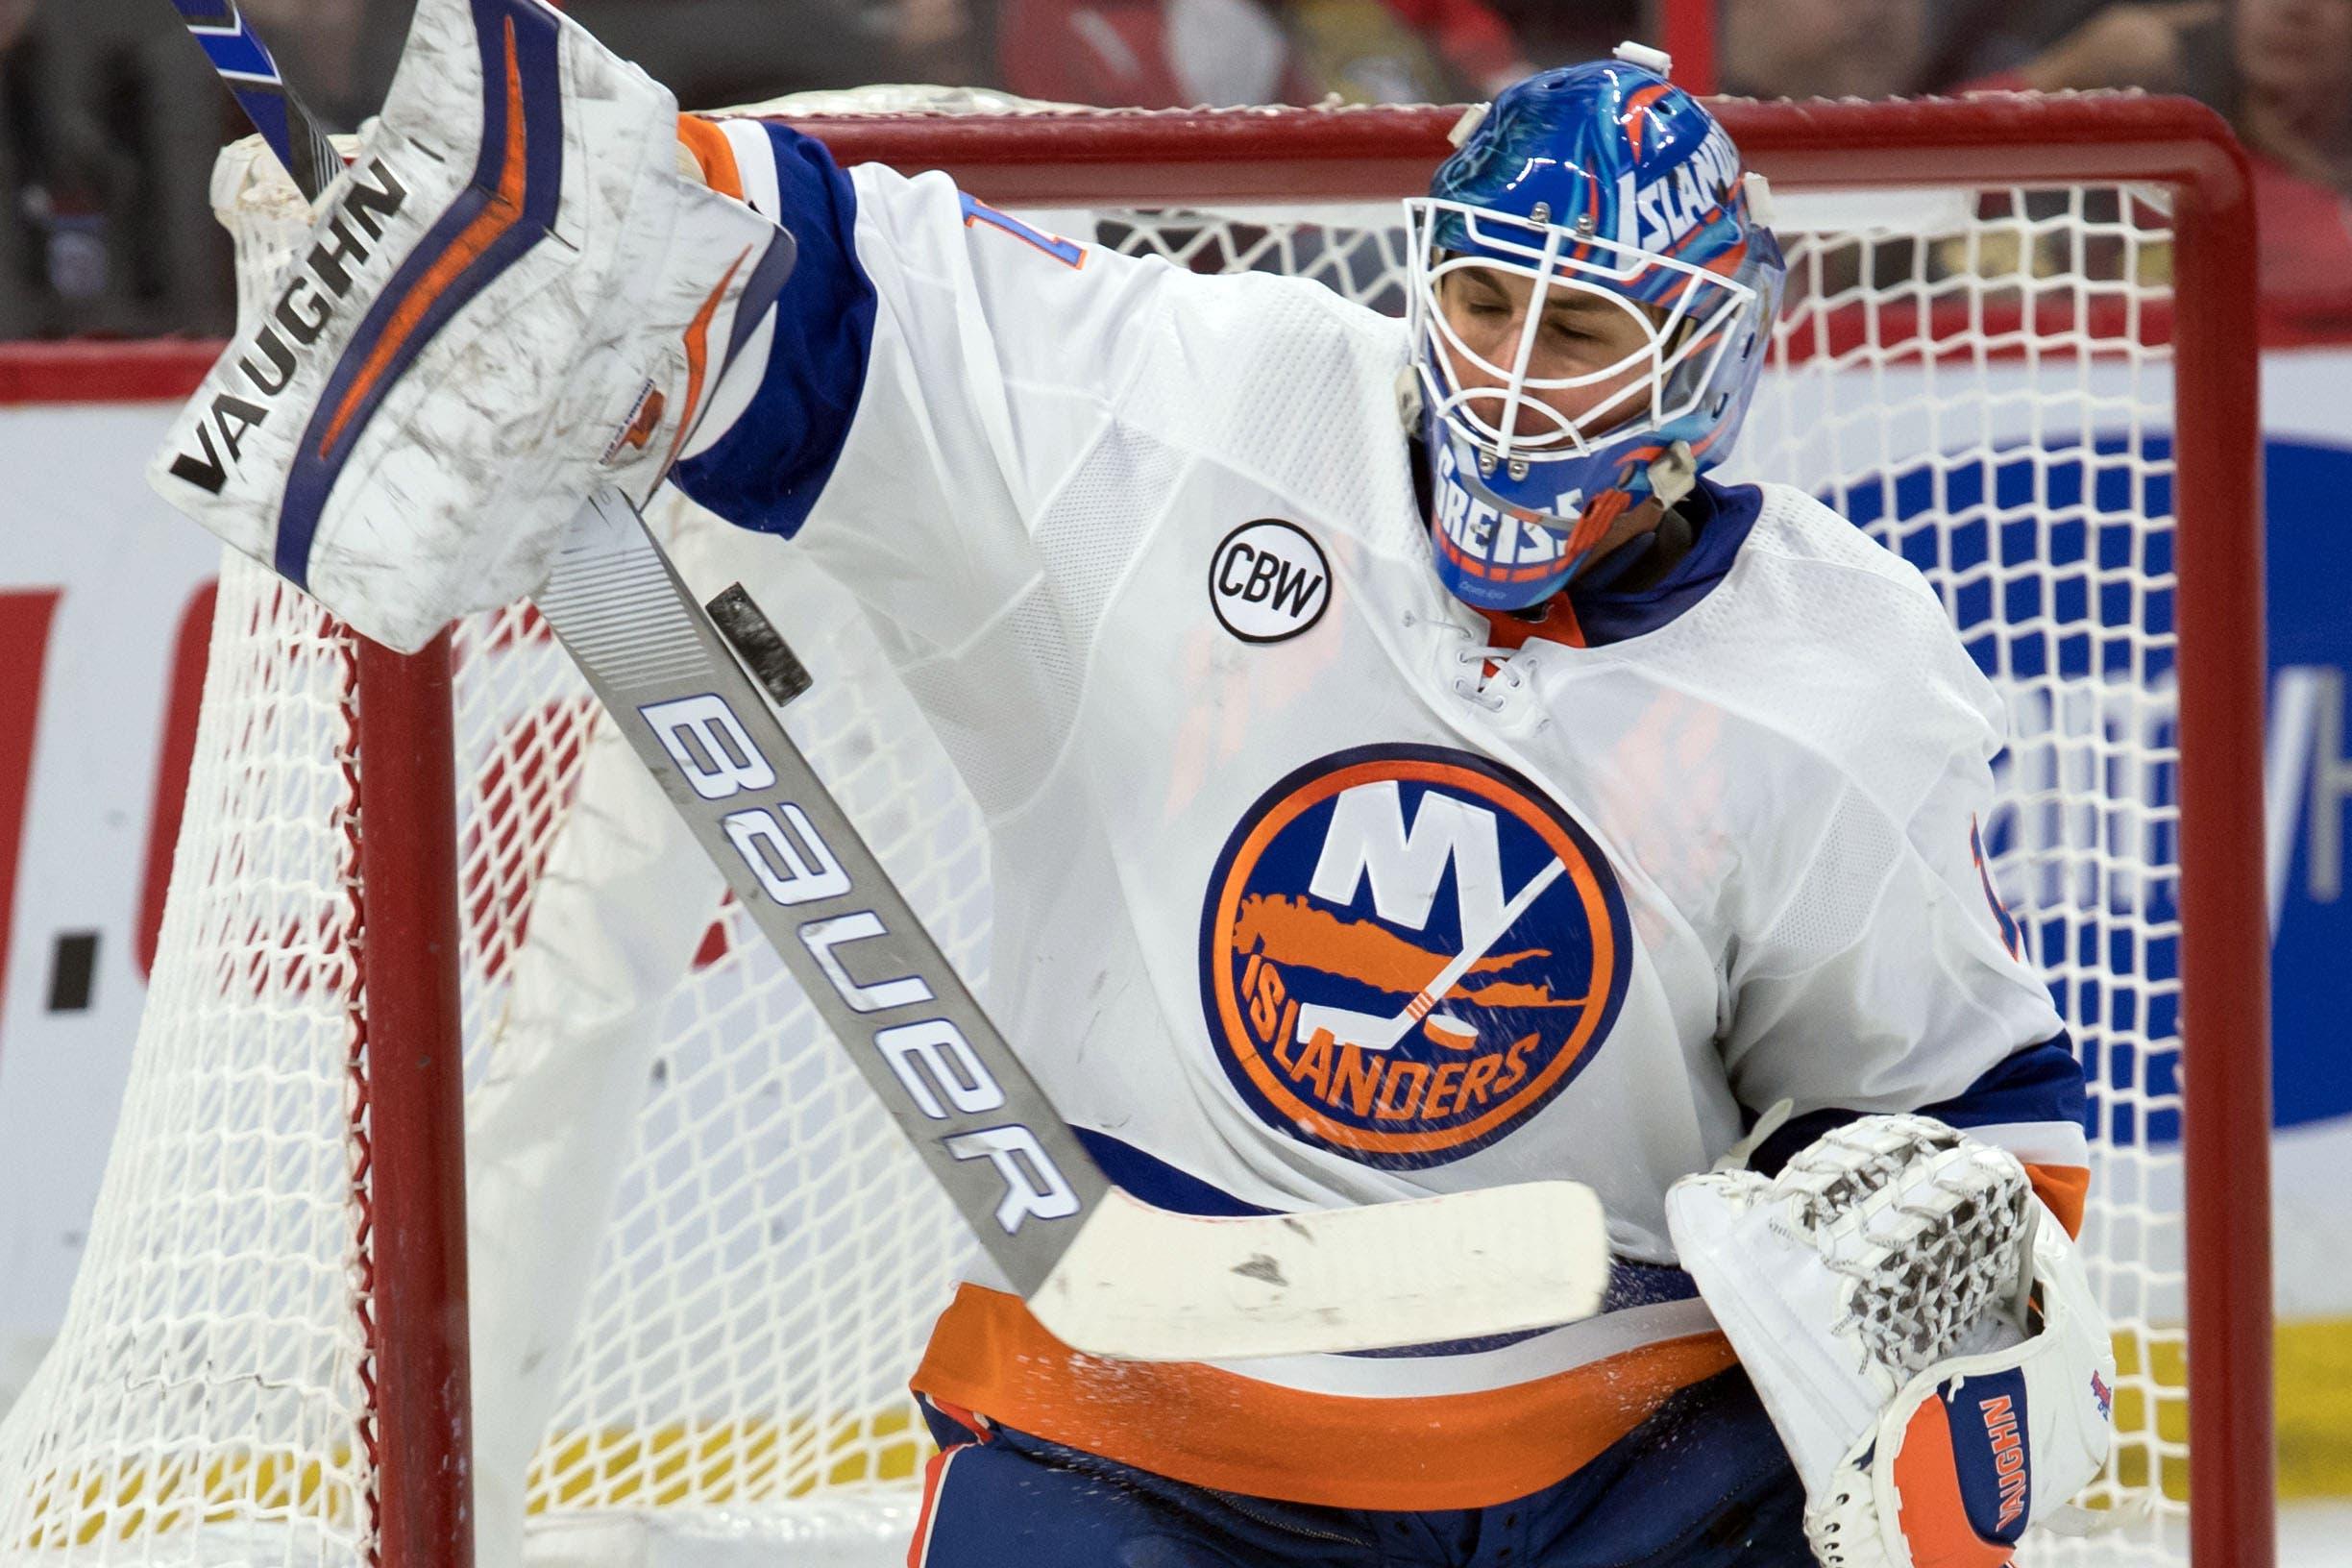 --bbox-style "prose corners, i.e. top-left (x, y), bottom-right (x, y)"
top-left (0, 93), bottom-right (2268, 1568)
